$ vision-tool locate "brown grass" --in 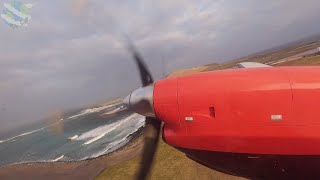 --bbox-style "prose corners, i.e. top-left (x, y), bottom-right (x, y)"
top-left (275, 55), bottom-right (320, 66)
